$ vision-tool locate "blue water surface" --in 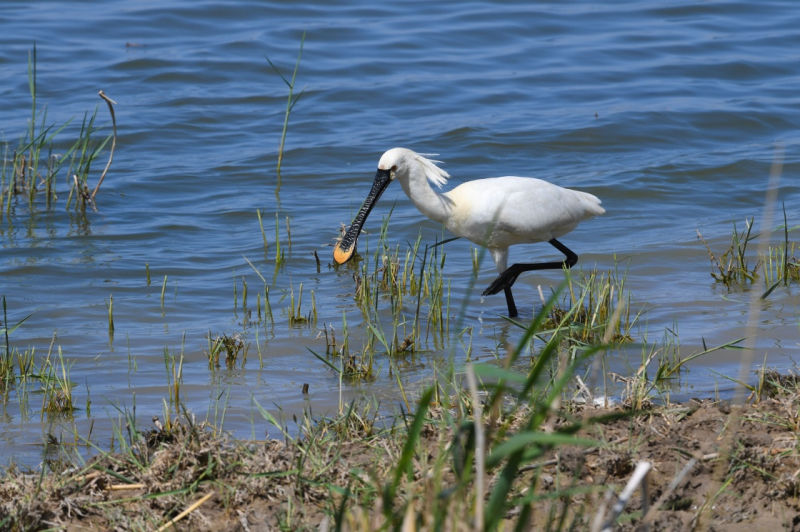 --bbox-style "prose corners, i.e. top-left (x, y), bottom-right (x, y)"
top-left (1, 0), bottom-right (799, 465)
